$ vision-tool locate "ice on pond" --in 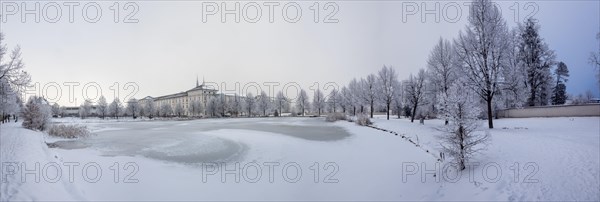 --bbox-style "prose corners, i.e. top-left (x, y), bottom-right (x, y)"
top-left (51, 118), bottom-right (351, 164)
